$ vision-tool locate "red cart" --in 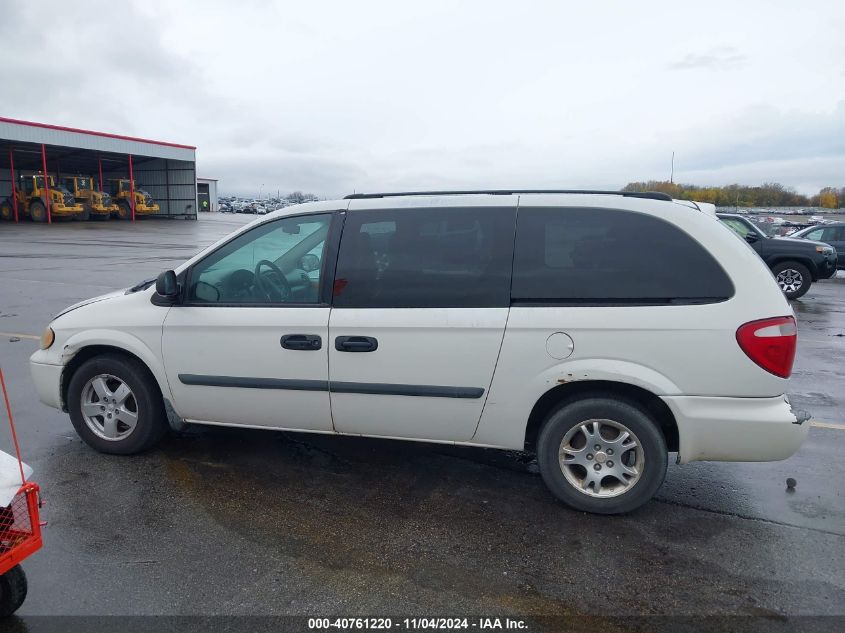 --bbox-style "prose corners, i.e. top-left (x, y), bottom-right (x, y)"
top-left (0, 368), bottom-right (43, 617)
